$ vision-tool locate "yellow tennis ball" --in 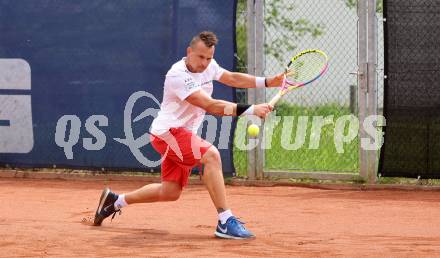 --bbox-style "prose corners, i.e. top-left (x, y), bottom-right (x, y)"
top-left (247, 124), bottom-right (260, 137)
